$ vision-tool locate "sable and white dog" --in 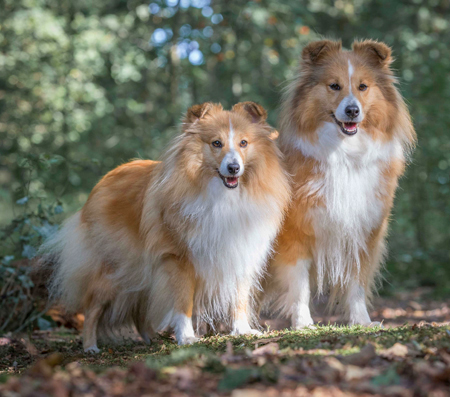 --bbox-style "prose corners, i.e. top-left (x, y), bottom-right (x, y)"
top-left (41, 102), bottom-right (290, 352)
top-left (266, 40), bottom-right (416, 327)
